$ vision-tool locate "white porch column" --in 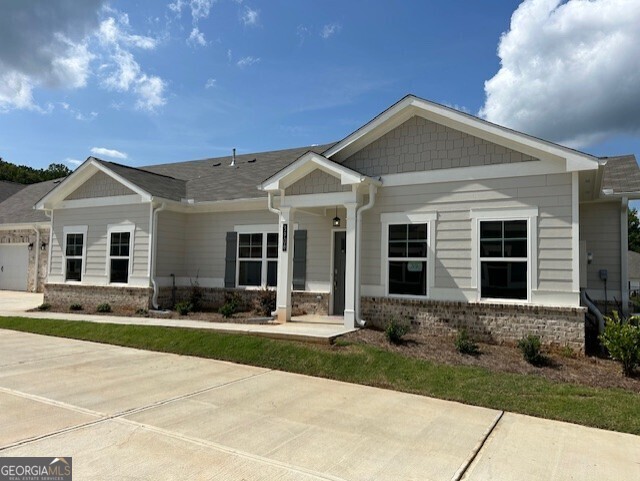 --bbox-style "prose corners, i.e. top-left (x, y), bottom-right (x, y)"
top-left (343, 203), bottom-right (358, 327)
top-left (276, 207), bottom-right (295, 323)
